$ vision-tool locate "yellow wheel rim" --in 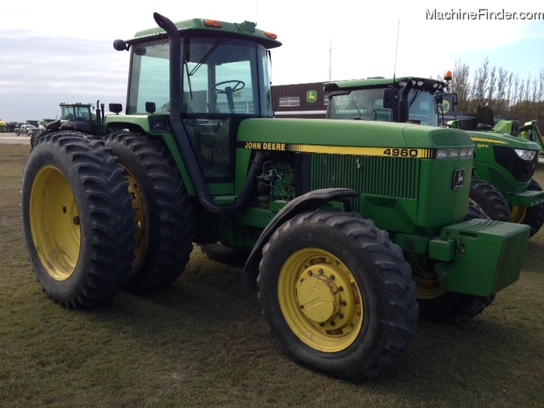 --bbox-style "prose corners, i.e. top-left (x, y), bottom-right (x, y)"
top-left (278, 248), bottom-right (363, 353)
top-left (510, 206), bottom-right (527, 224)
top-left (413, 275), bottom-right (446, 300)
top-left (30, 166), bottom-right (80, 281)
top-left (120, 166), bottom-right (146, 263)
